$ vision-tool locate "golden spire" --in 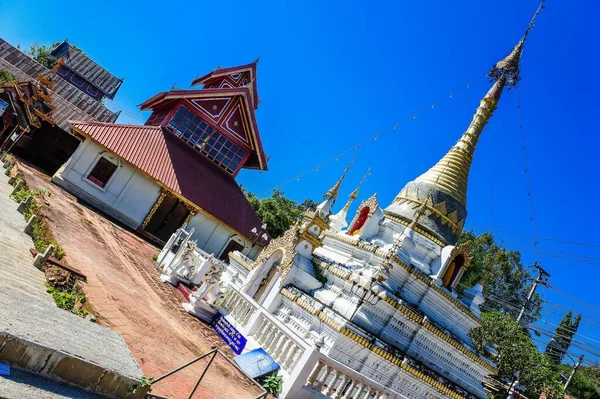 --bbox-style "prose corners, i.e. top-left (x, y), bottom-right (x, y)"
top-left (386, 1), bottom-right (544, 245)
top-left (324, 158), bottom-right (354, 203)
top-left (405, 0), bottom-right (545, 207)
top-left (343, 167), bottom-right (370, 211)
top-left (411, 78), bottom-right (505, 205)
